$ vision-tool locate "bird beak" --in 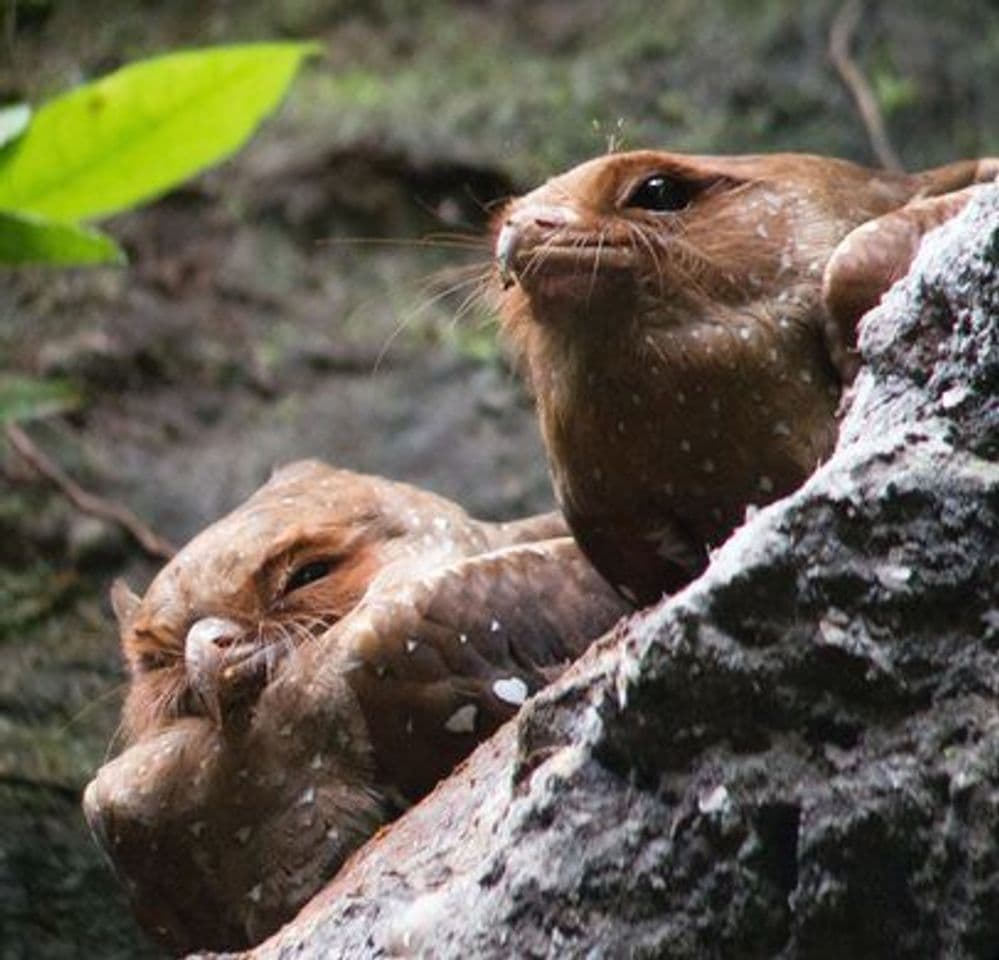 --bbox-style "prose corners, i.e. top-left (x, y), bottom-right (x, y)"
top-left (495, 221), bottom-right (521, 289)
